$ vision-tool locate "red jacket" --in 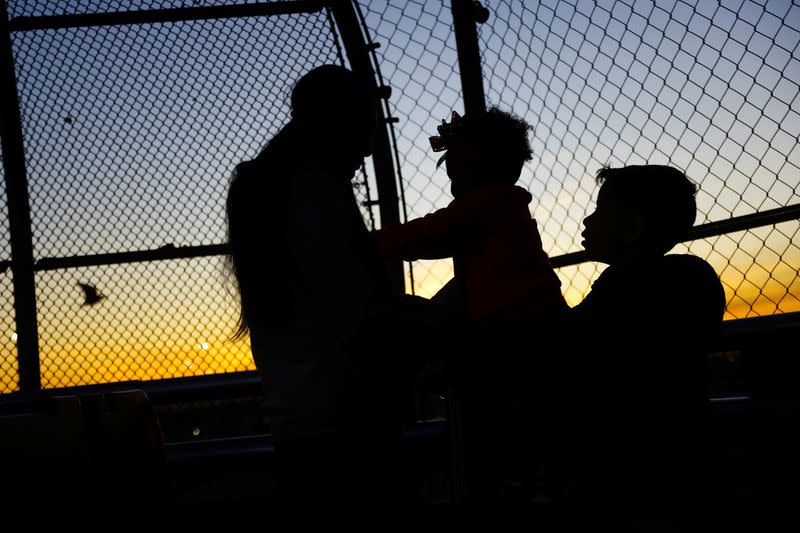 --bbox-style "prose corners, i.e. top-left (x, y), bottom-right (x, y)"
top-left (376, 185), bottom-right (567, 323)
